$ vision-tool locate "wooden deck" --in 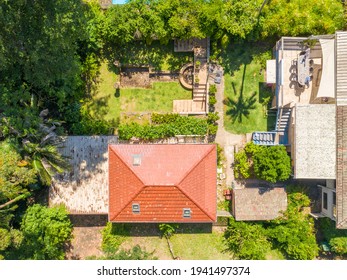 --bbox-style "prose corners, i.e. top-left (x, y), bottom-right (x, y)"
top-left (173, 100), bottom-right (206, 114)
